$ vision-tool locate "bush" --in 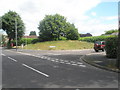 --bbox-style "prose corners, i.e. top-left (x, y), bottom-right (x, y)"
top-left (105, 36), bottom-right (118, 58)
top-left (31, 39), bottom-right (39, 44)
top-left (12, 38), bottom-right (37, 46)
top-left (79, 35), bottom-right (115, 43)
top-left (59, 36), bottom-right (67, 40)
